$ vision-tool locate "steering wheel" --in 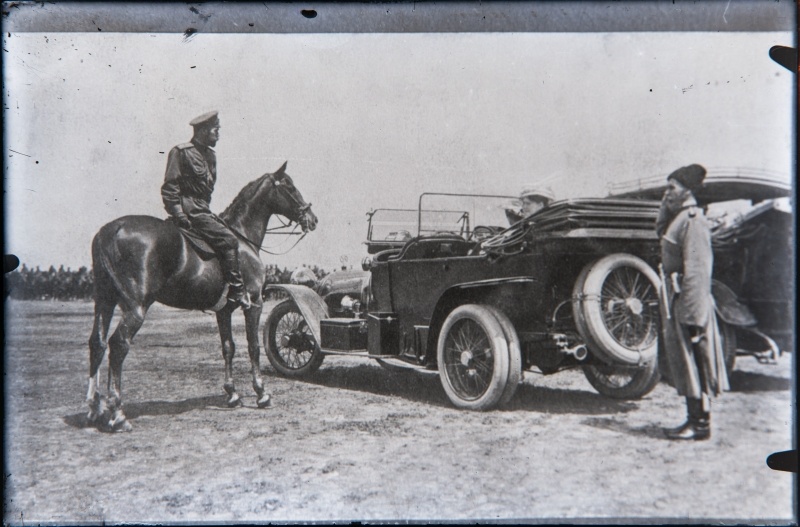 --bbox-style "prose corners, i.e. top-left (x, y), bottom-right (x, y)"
top-left (430, 231), bottom-right (464, 239)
